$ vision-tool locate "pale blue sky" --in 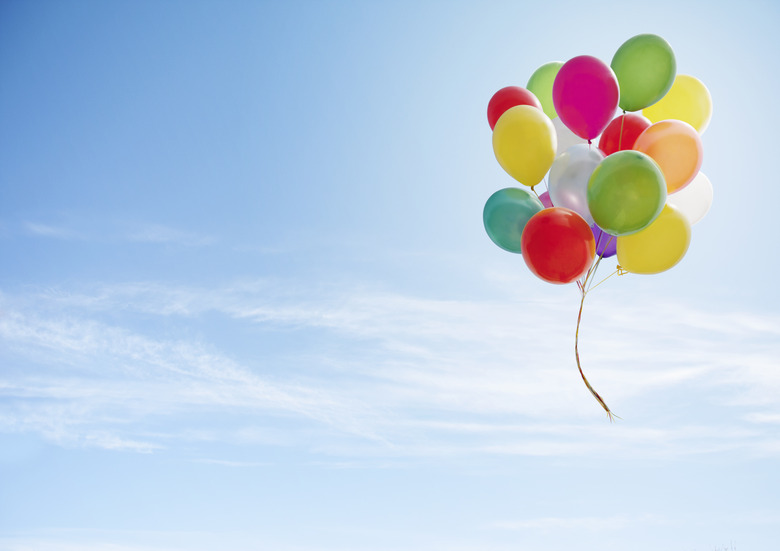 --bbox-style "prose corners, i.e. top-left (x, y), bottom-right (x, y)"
top-left (1, 1), bottom-right (779, 550)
